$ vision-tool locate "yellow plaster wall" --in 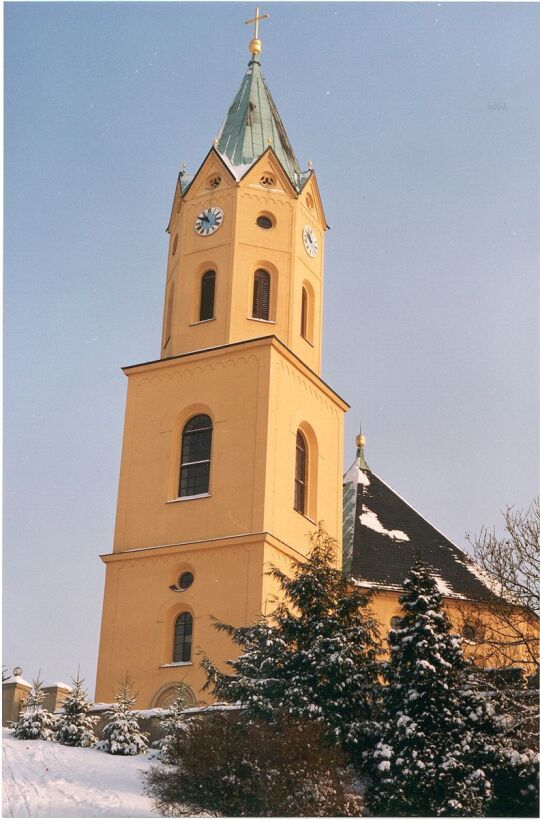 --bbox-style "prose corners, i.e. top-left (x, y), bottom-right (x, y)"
top-left (96, 535), bottom-right (269, 708)
top-left (113, 336), bottom-right (346, 554)
top-left (113, 340), bottom-right (272, 552)
top-left (263, 344), bottom-right (346, 556)
top-left (98, 333), bottom-right (348, 706)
